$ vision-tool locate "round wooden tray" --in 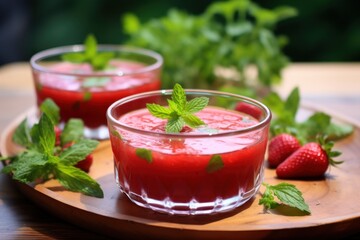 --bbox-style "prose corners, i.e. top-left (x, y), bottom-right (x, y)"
top-left (1, 106), bottom-right (360, 240)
